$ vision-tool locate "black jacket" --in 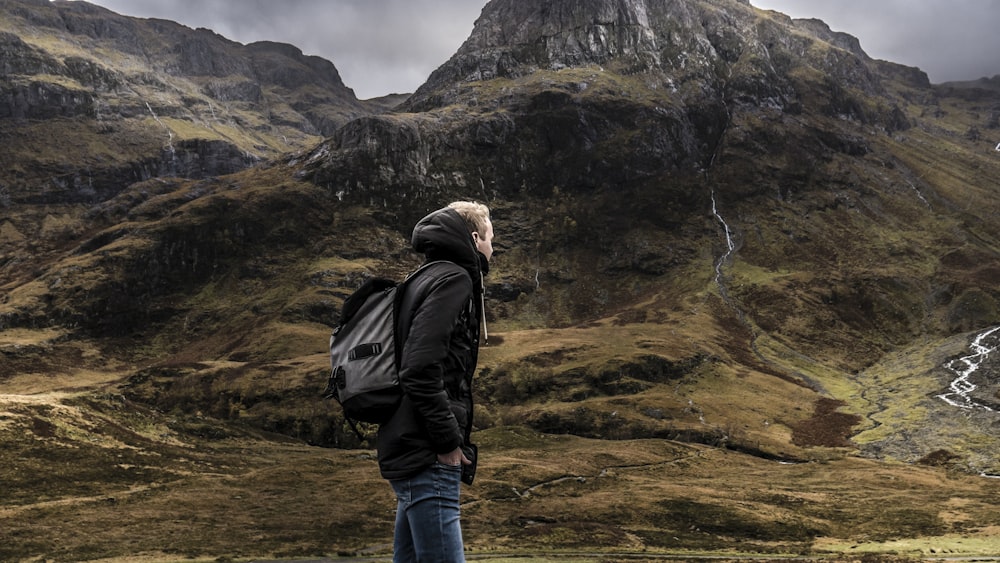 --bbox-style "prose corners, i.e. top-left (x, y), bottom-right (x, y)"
top-left (376, 207), bottom-right (486, 480)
